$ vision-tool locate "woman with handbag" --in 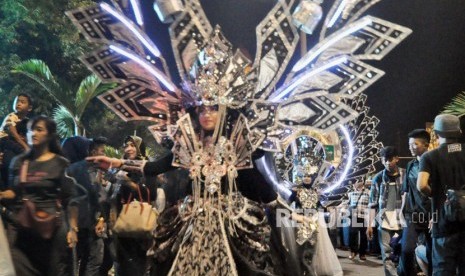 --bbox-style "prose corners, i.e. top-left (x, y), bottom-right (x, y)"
top-left (0, 115), bottom-right (78, 276)
top-left (111, 135), bottom-right (157, 276)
